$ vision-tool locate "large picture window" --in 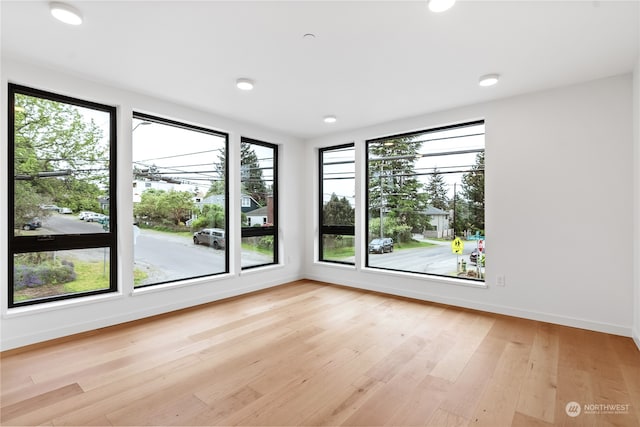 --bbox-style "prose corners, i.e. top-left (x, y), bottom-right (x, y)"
top-left (9, 84), bottom-right (117, 306)
top-left (366, 121), bottom-right (485, 281)
top-left (240, 138), bottom-right (278, 269)
top-left (319, 144), bottom-right (355, 264)
top-left (132, 113), bottom-right (228, 287)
